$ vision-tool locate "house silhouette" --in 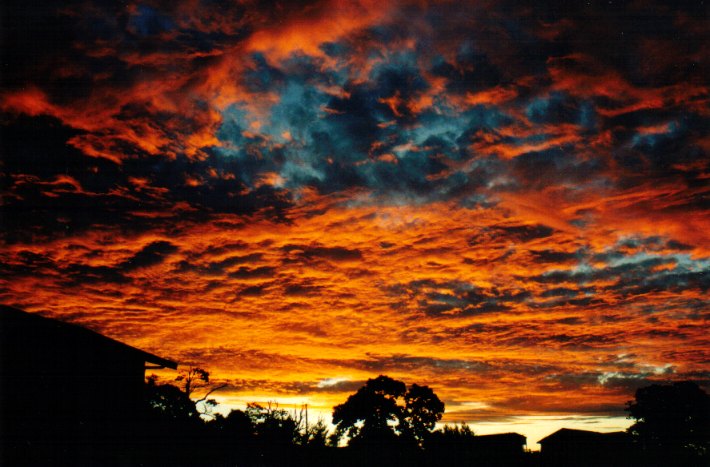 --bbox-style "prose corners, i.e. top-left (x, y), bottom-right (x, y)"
top-left (0, 305), bottom-right (177, 465)
top-left (538, 428), bottom-right (632, 466)
top-left (472, 432), bottom-right (527, 464)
